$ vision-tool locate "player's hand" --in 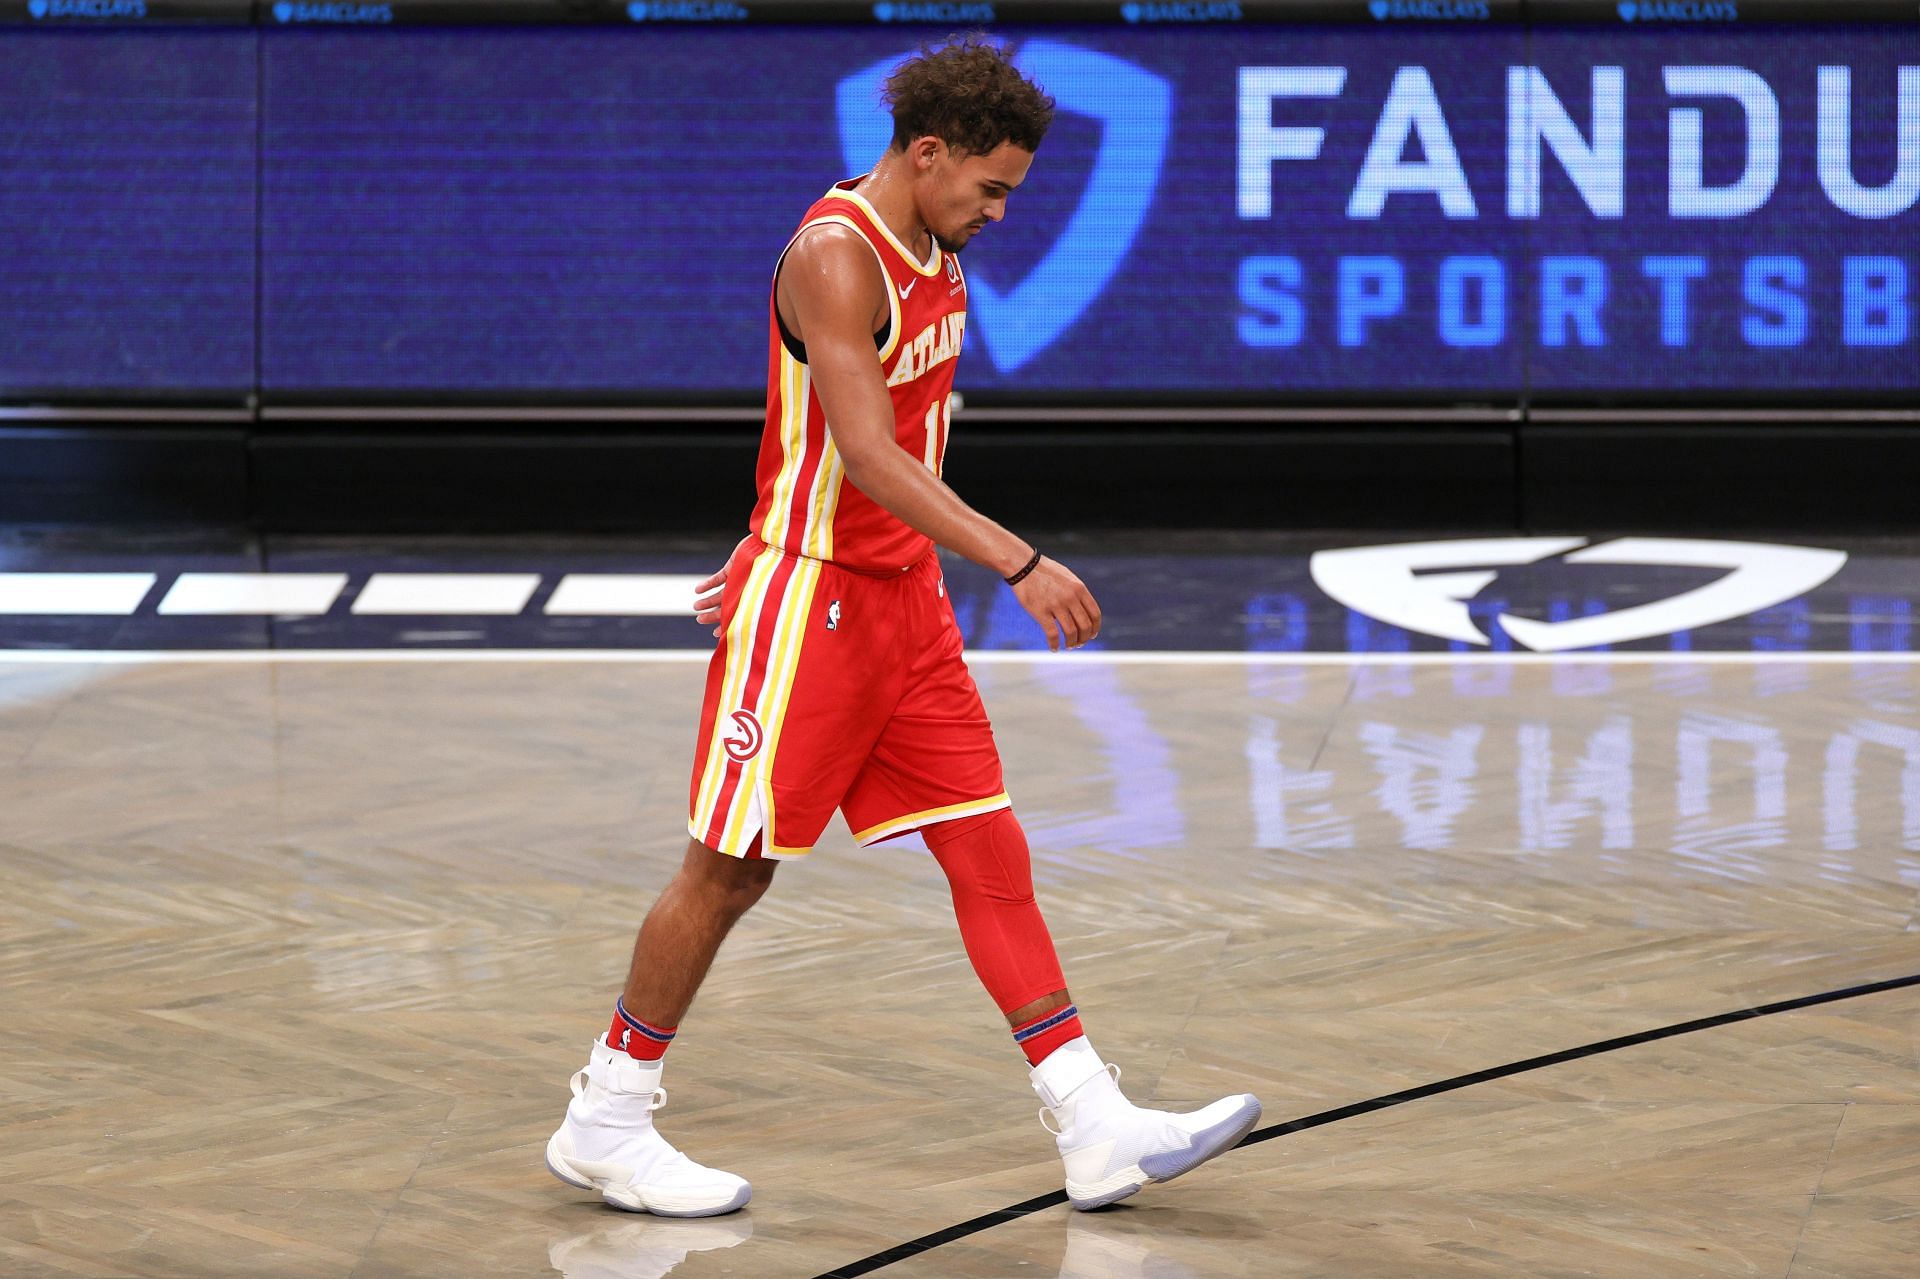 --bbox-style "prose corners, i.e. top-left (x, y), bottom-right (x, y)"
top-left (1010, 556), bottom-right (1102, 652)
top-left (694, 536), bottom-right (758, 636)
